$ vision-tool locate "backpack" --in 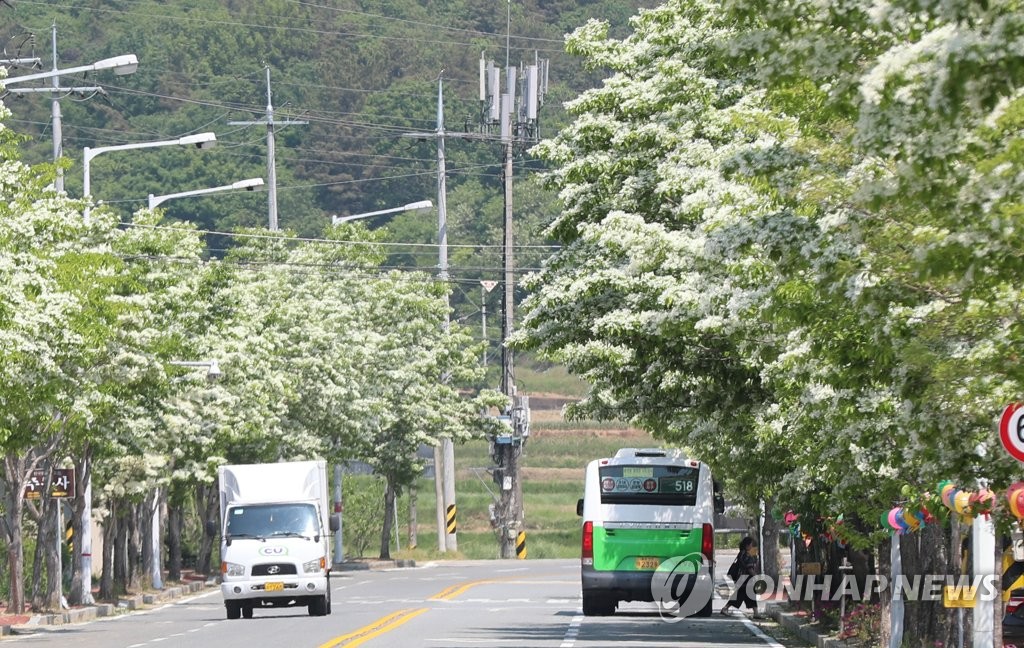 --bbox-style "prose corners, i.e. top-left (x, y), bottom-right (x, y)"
top-left (727, 557), bottom-right (741, 581)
